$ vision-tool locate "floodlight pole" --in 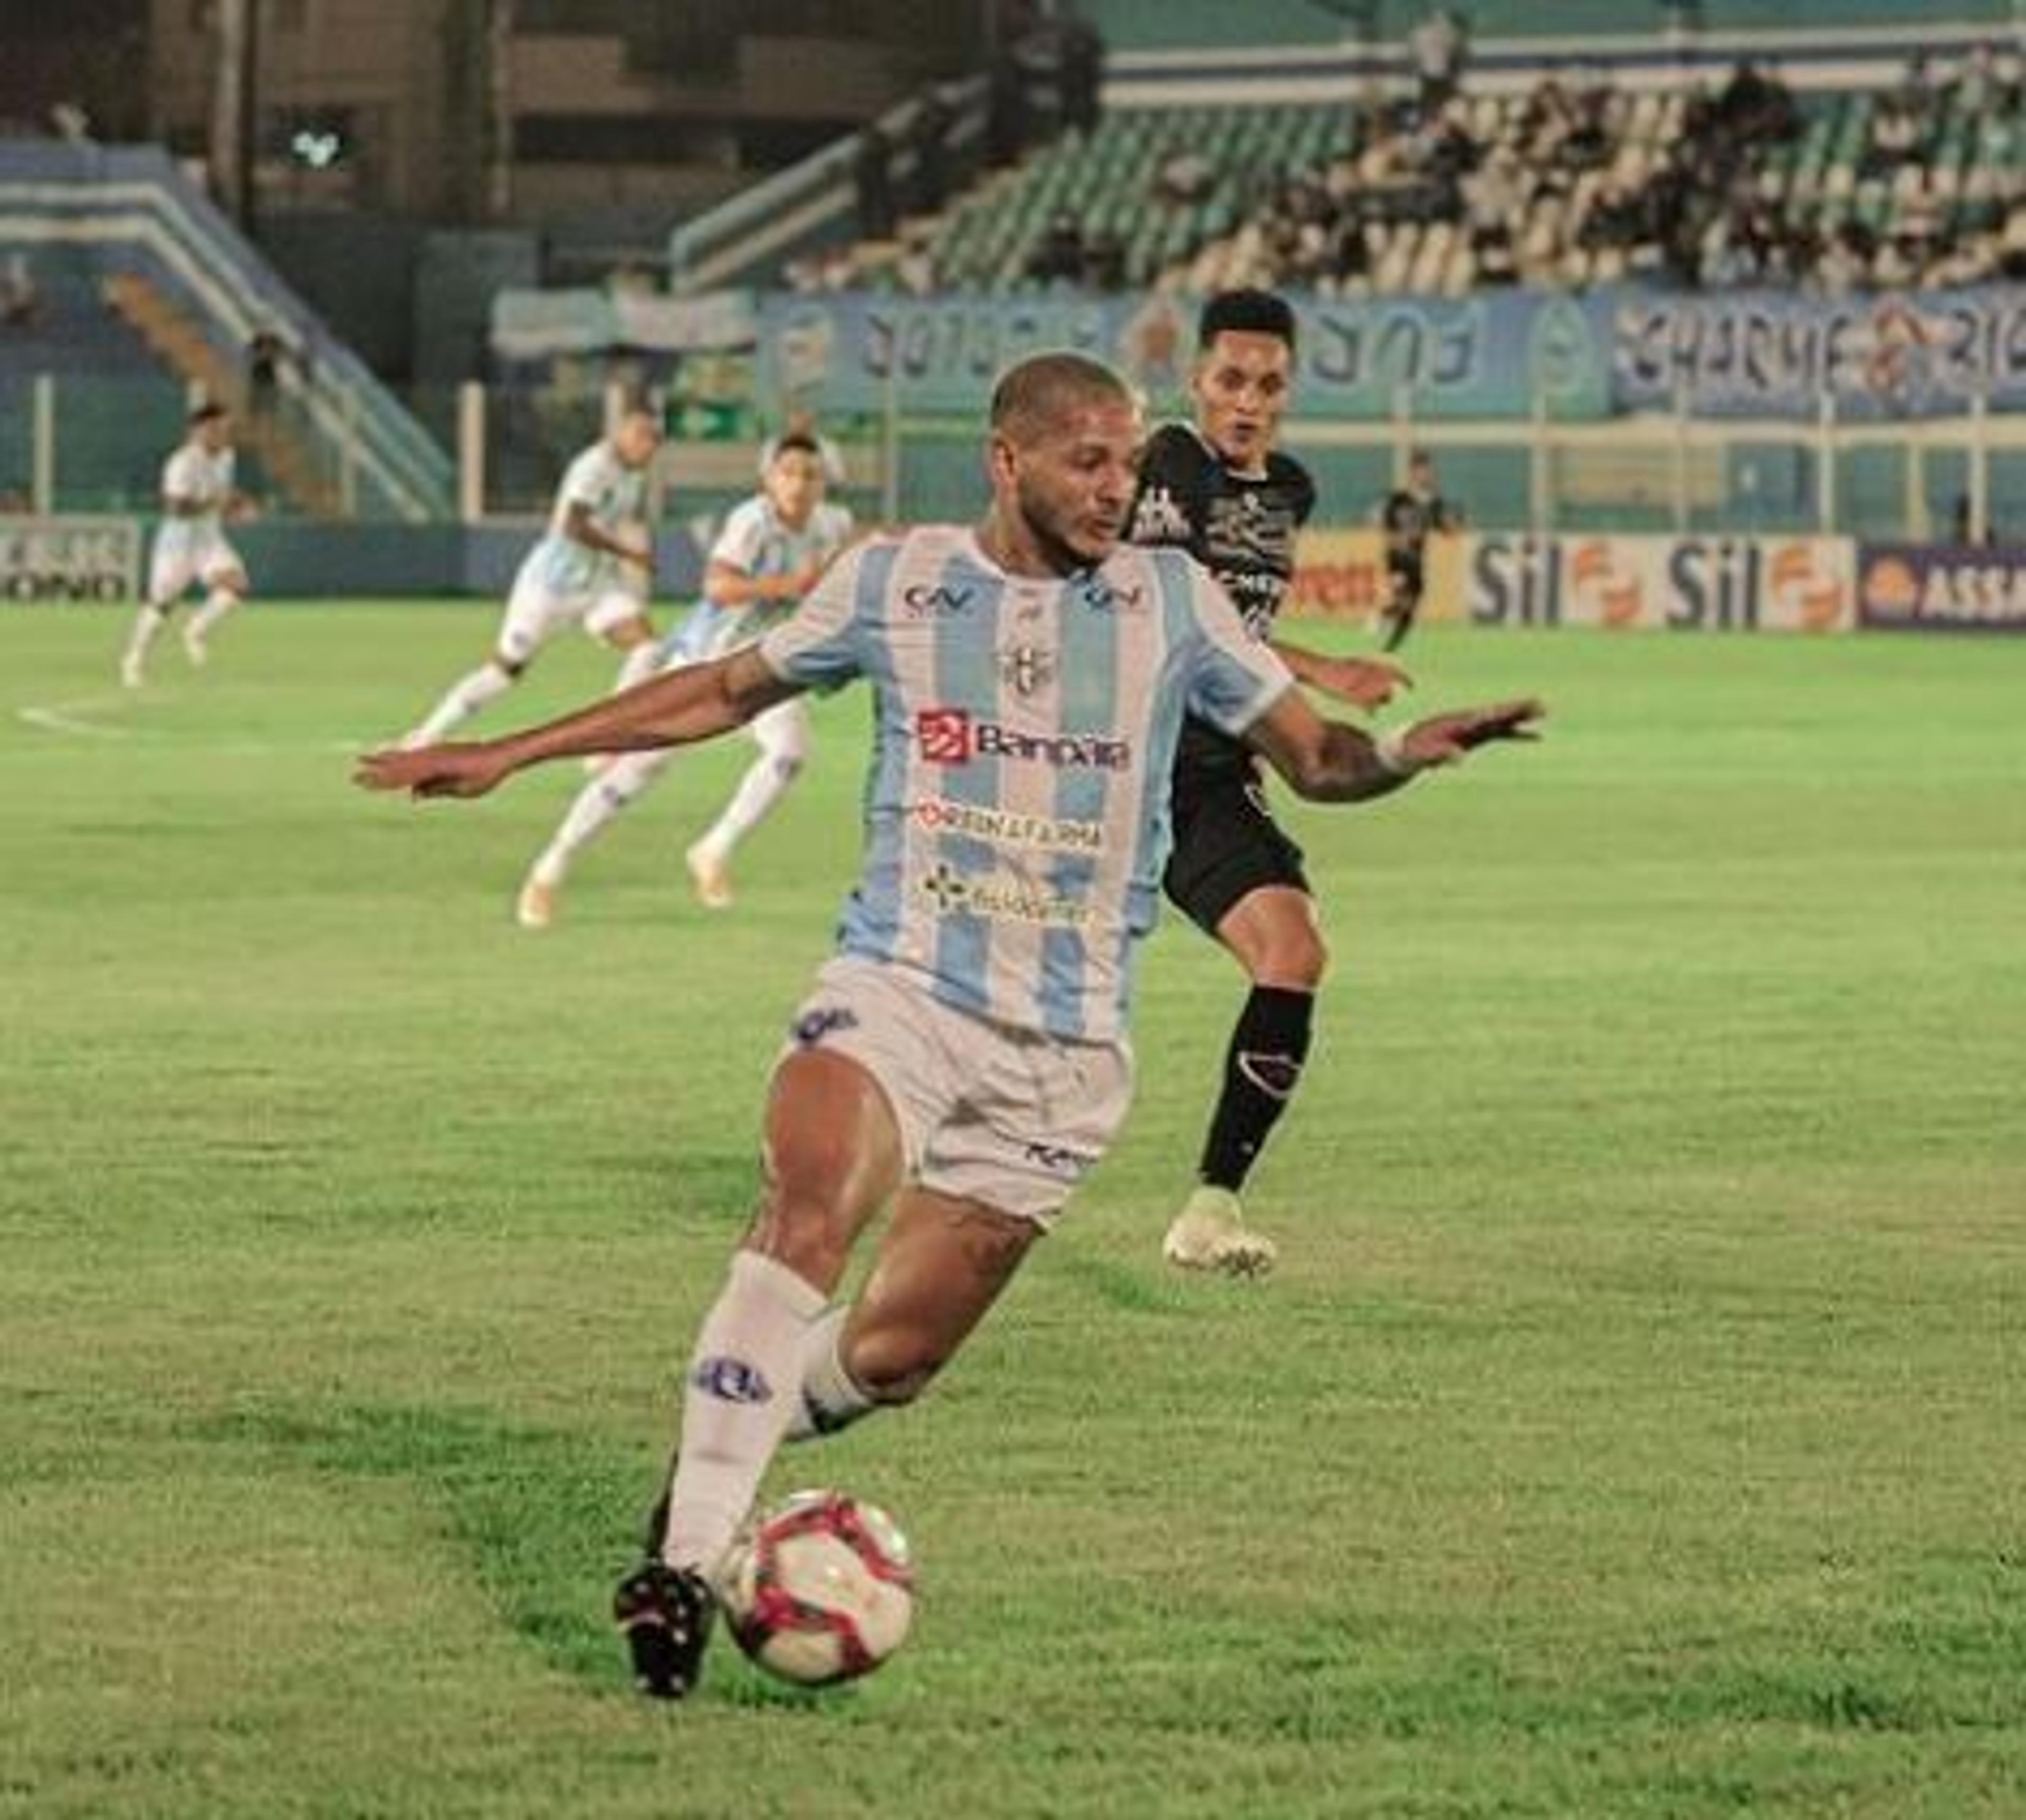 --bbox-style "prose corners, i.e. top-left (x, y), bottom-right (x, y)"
top-left (208, 0), bottom-right (260, 226)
